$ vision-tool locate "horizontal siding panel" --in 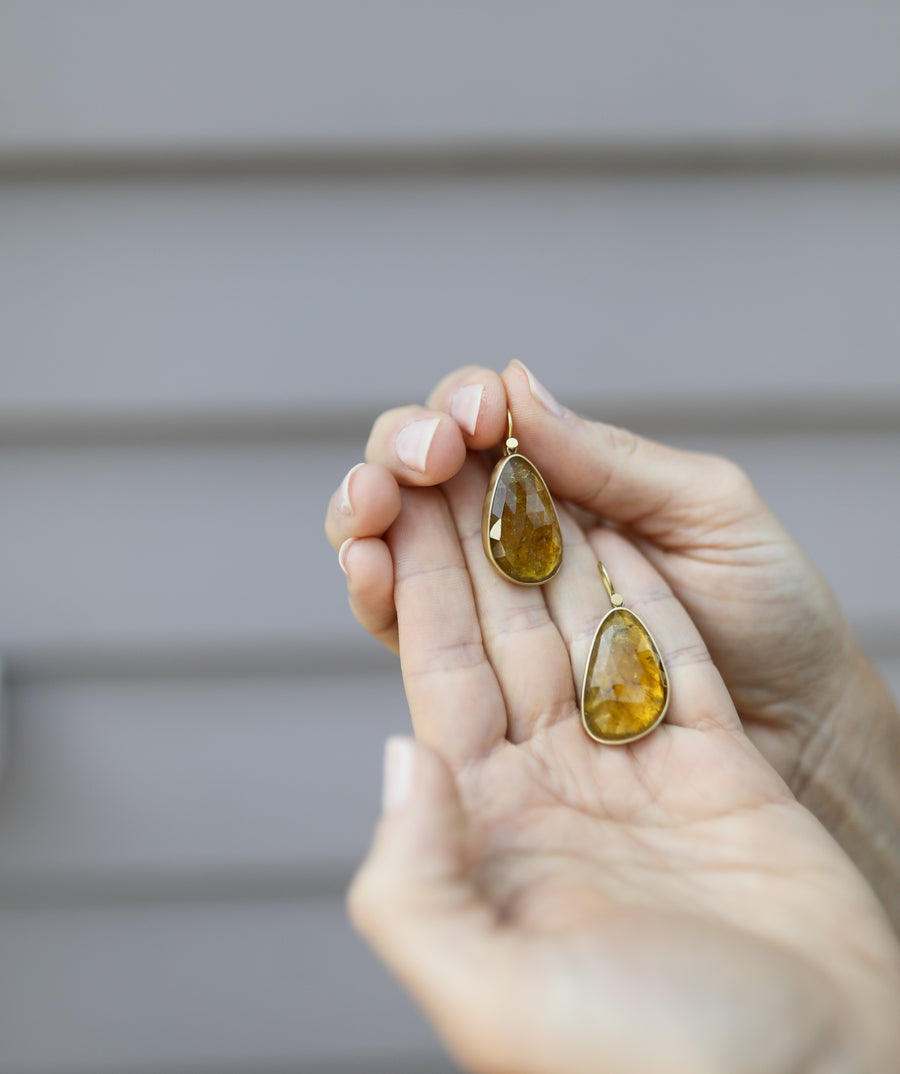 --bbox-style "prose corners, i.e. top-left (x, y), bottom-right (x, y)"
top-left (0, 672), bottom-right (401, 883)
top-left (3, 7), bottom-right (897, 1074)
top-left (0, 896), bottom-right (457, 1074)
top-left (0, 433), bottom-right (897, 663)
top-left (1, 658), bottom-right (897, 890)
top-left (2, 1), bottom-right (900, 156)
top-left (0, 439), bottom-right (361, 658)
top-left (2, 173), bottom-right (900, 418)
